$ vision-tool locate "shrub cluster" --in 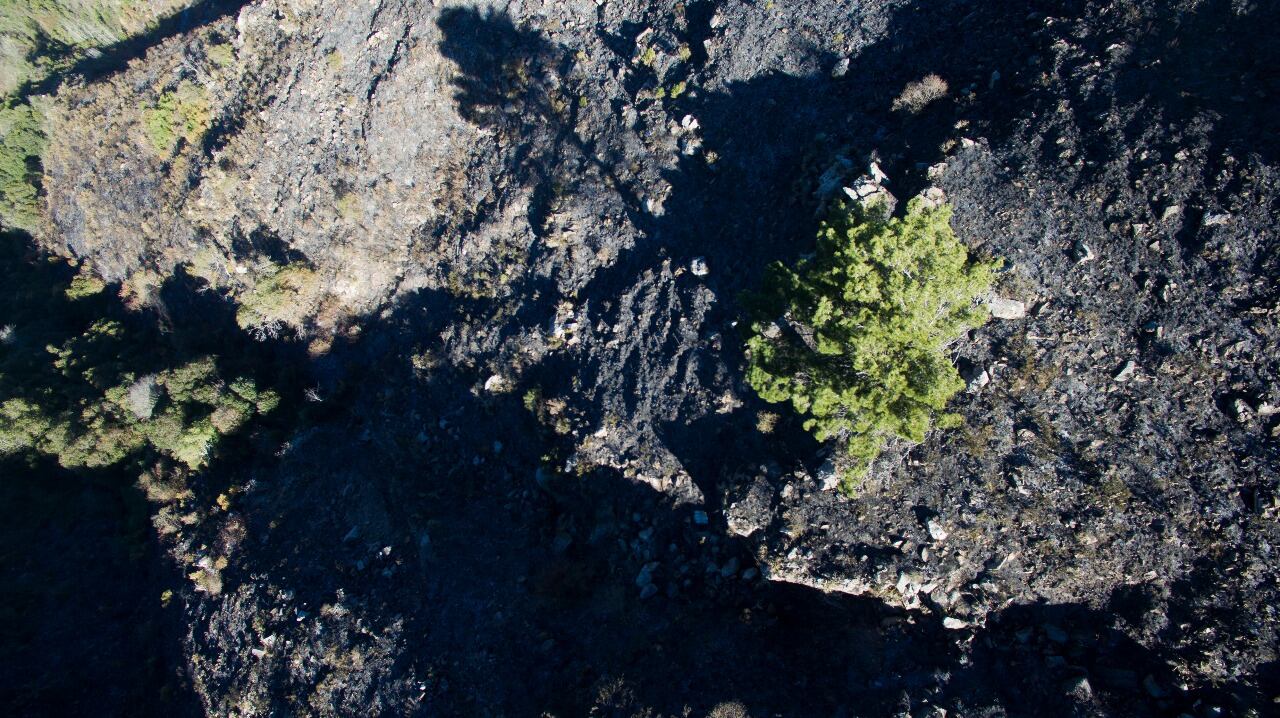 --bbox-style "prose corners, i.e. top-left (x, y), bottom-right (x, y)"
top-left (234, 262), bottom-right (321, 334)
top-left (0, 238), bottom-right (278, 472)
top-left (745, 198), bottom-right (994, 491)
top-left (1, 324), bottom-right (277, 470)
top-left (141, 80), bottom-right (212, 154)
